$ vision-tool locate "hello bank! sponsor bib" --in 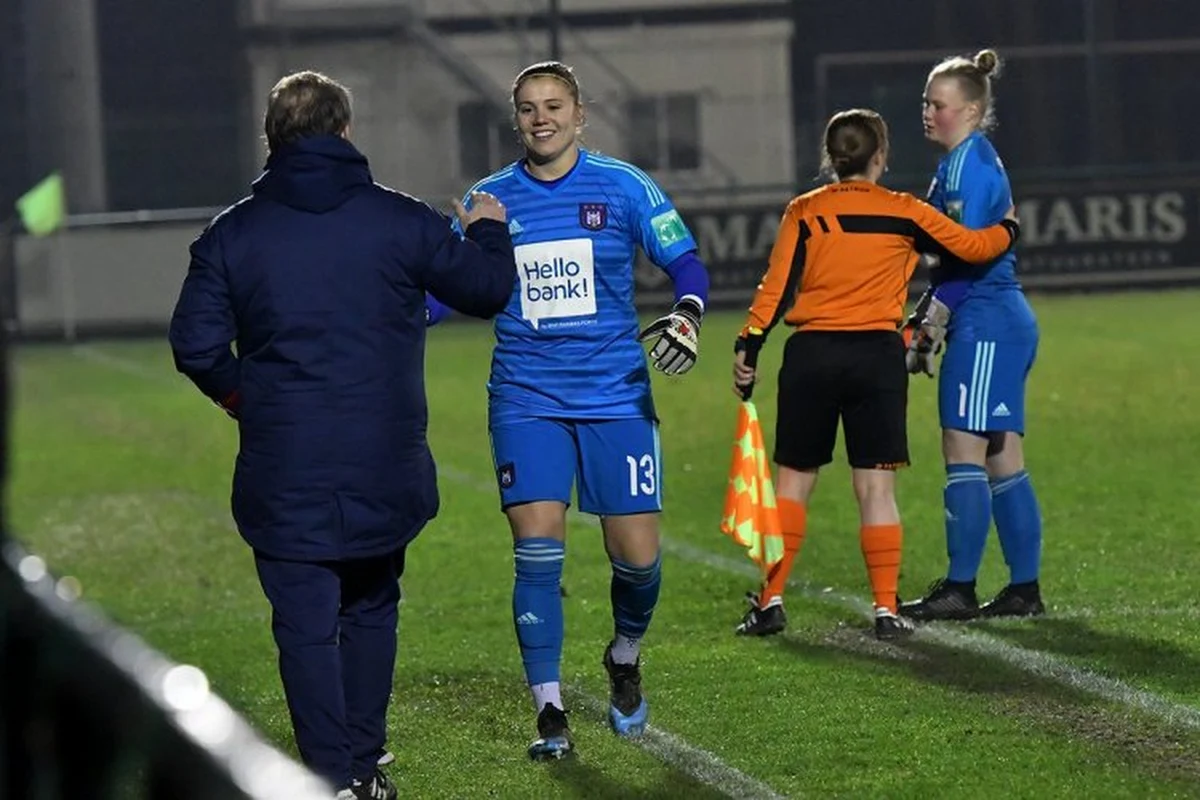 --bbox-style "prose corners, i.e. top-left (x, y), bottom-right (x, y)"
top-left (515, 238), bottom-right (597, 330)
